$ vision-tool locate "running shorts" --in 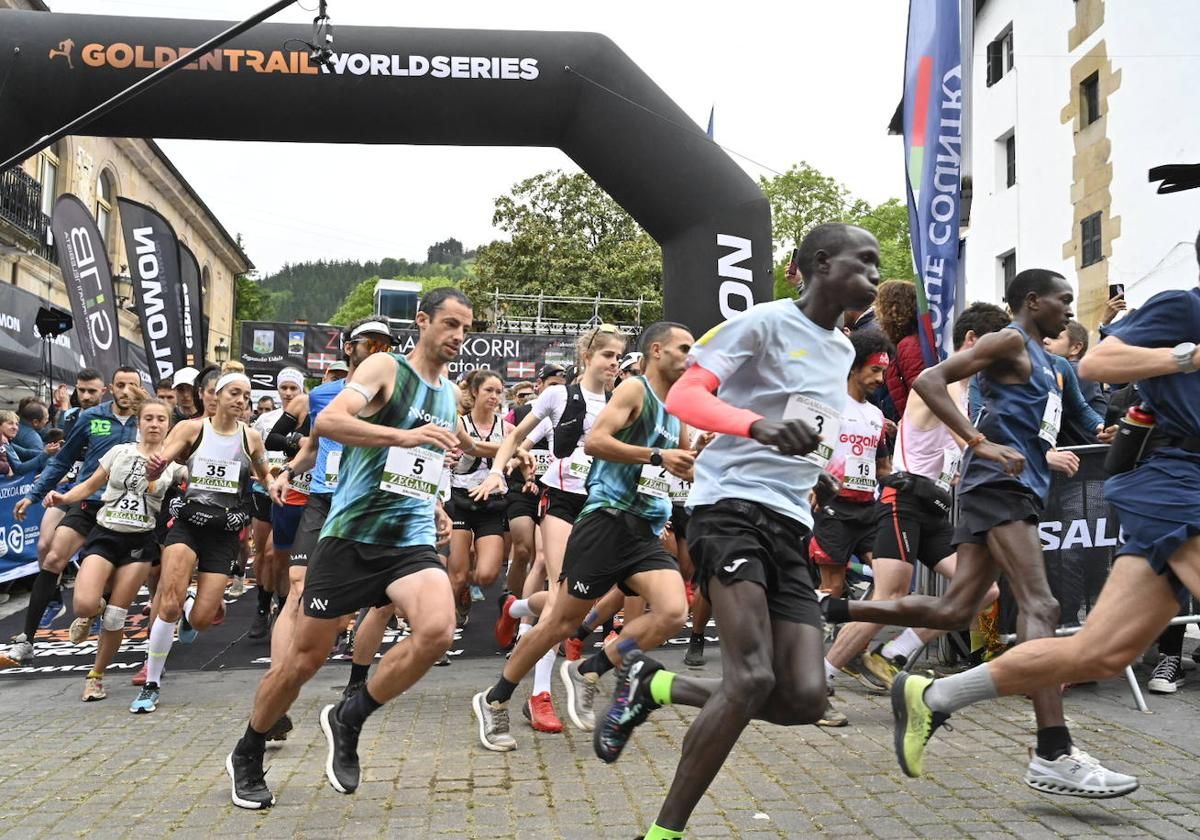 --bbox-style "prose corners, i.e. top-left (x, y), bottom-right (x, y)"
top-left (560, 508), bottom-right (679, 600)
top-left (873, 486), bottom-right (954, 570)
top-left (163, 519), bottom-right (240, 576)
top-left (289, 492), bottom-right (331, 568)
top-left (302, 537), bottom-right (445, 618)
top-left (60, 500), bottom-right (100, 538)
top-left (544, 487), bottom-right (587, 526)
top-left (810, 496), bottom-right (879, 566)
top-left (270, 501), bottom-right (306, 550)
top-left (250, 491), bottom-right (272, 523)
top-left (669, 504), bottom-right (690, 542)
top-left (952, 481), bottom-right (1043, 547)
top-left (506, 474), bottom-right (543, 523)
top-left (80, 525), bottom-right (157, 567)
top-left (449, 487), bottom-right (508, 538)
